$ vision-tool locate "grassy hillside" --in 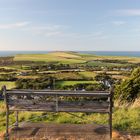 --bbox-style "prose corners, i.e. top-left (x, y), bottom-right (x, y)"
top-left (14, 51), bottom-right (140, 64)
top-left (14, 52), bottom-right (86, 64)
